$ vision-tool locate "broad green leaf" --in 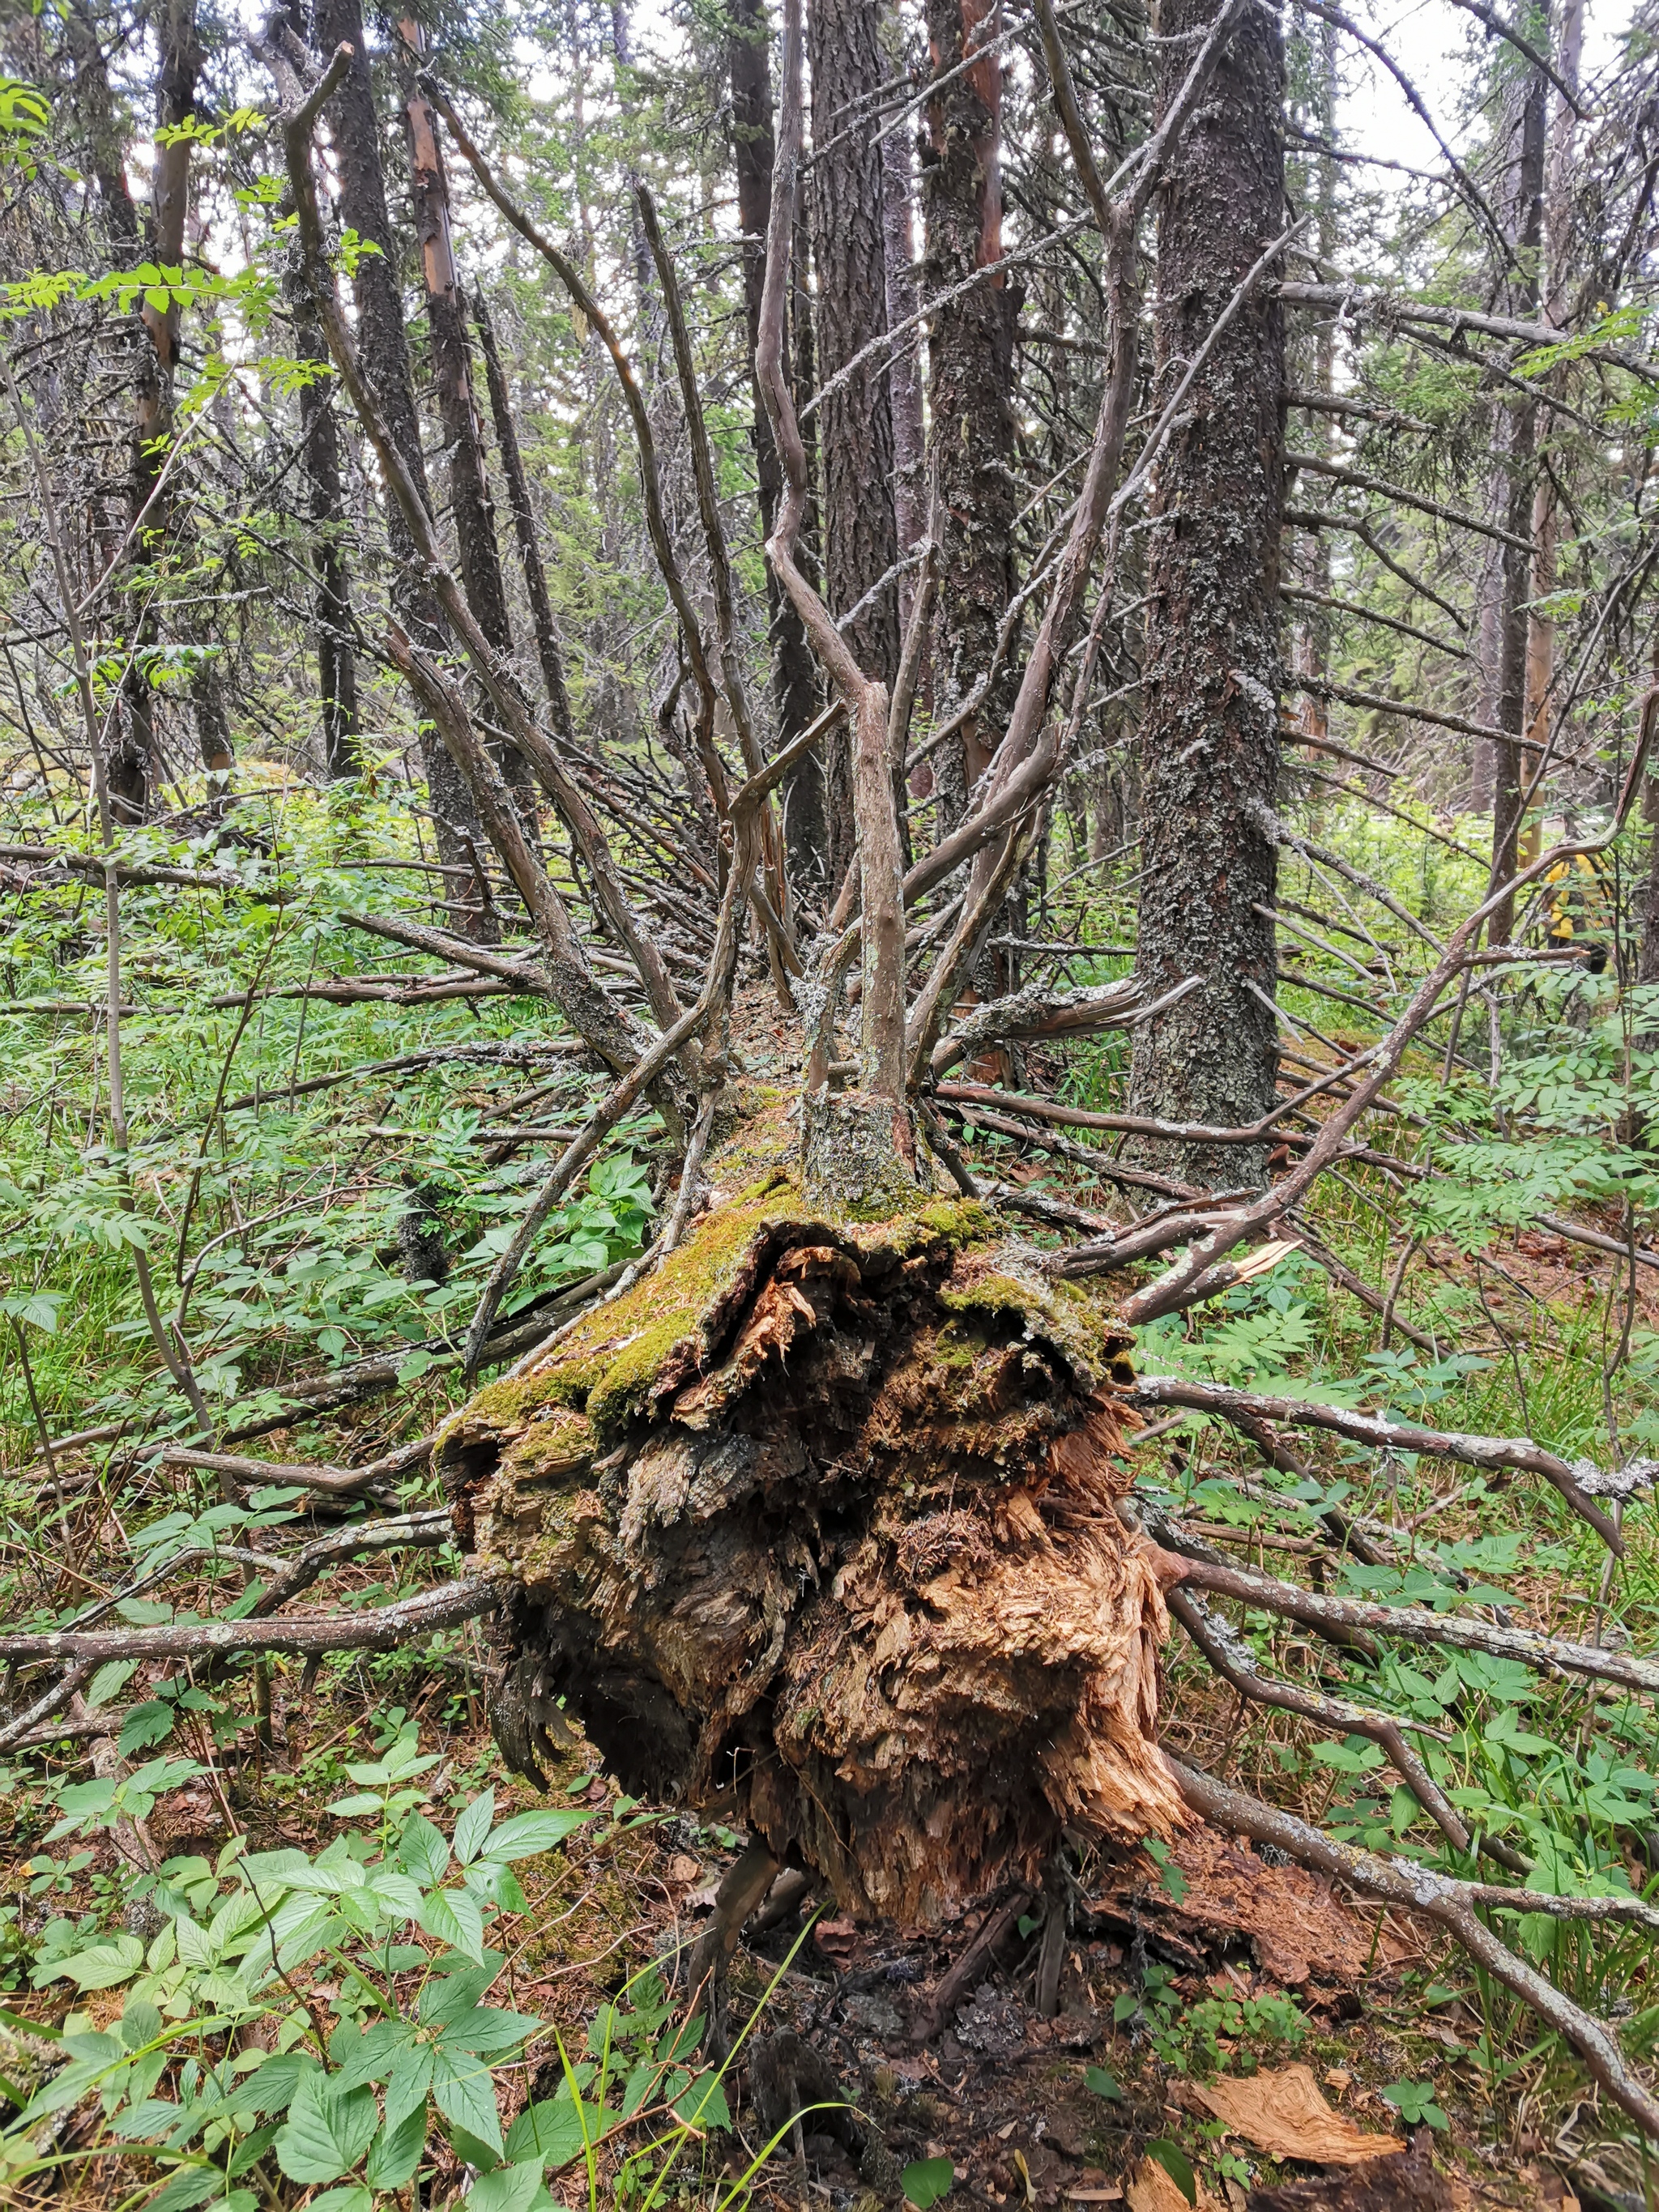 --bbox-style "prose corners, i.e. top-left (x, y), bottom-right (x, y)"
top-left (365, 2103), bottom-right (427, 2189)
top-left (453, 1788), bottom-right (496, 1866)
top-left (273, 2073), bottom-right (377, 2184)
top-left (119, 1997), bottom-right (164, 2052)
top-left (431, 2045), bottom-right (503, 2156)
top-left (1084, 2065), bottom-right (1121, 2100)
top-left (88, 1660), bottom-right (139, 1710)
top-left (117, 1700), bottom-right (177, 1756)
top-left (1145, 2142), bottom-right (1196, 2207)
top-left (37, 1934), bottom-right (143, 1990)
top-left (383, 2045), bottom-right (437, 2133)
top-left (420, 1952), bottom-right (505, 2023)
top-left (331, 2017), bottom-right (412, 2092)
top-left (442, 2006), bottom-right (543, 2058)
top-left (234, 2050), bottom-right (315, 2116)
top-left (143, 2167), bottom-right (224, 2212)
top-left (420, 1886), bottom-right (485, 1962)
top-left (902, 2157), bottom-right (954, 2209)
top-left (399, 1812), bottom-right (450, 1887)
top-left (505, 2093), bottom-right (591, 2172)
top-left (672, 2070), bottom-right (731, 2129)
top-left (468, 2162), bottom-right (553, 2212)
top-left (482, 1809), bottom-right (592, 1863)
